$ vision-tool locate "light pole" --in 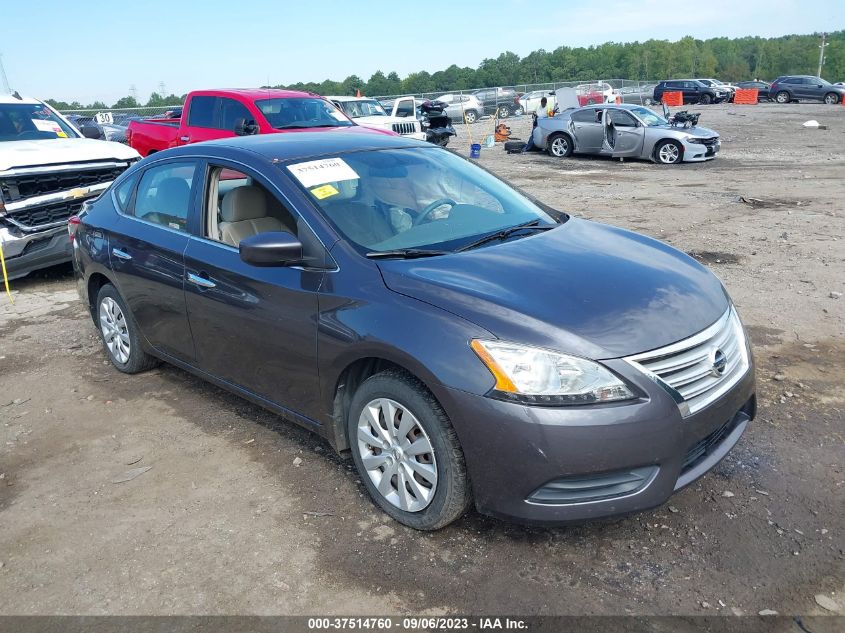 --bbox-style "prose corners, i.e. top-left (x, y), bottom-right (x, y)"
top-left (0, 53), bottom-right (11, 94)
top-left (818, 33), bottom-right (829, 77)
